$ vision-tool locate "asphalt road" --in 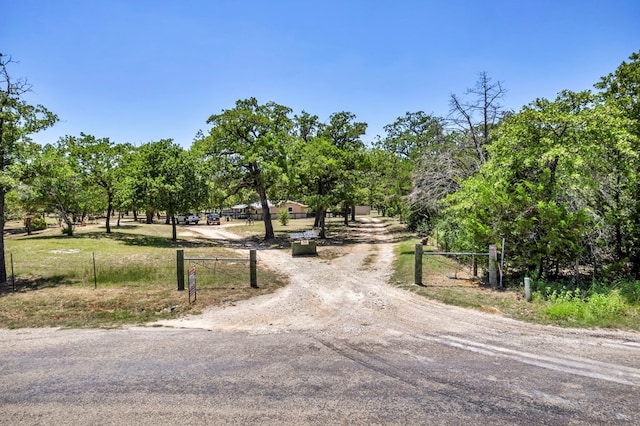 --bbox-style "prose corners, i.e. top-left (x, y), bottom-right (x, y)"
top-left (0, 326), bottom-right (638, 425)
